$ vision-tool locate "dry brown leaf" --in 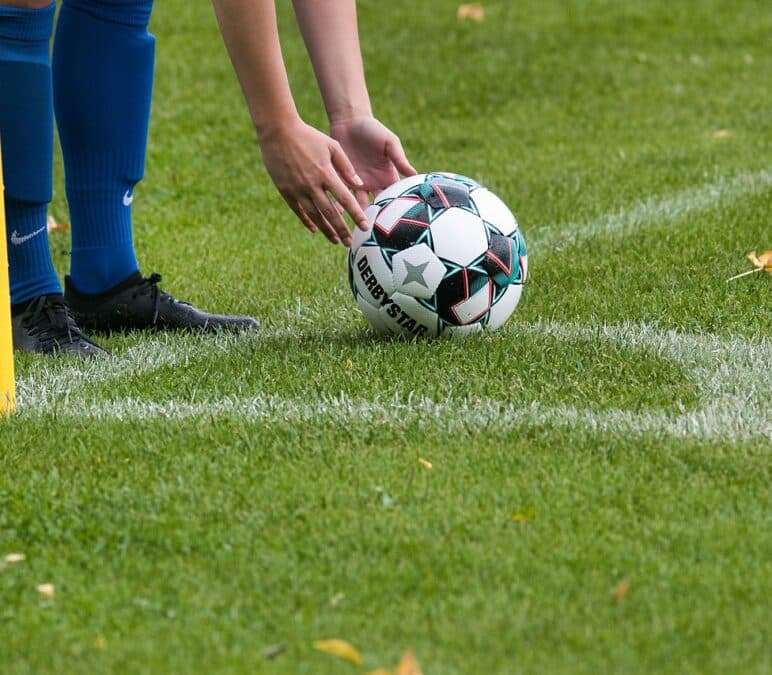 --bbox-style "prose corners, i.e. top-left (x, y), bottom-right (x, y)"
top-left (313, 639), bottom-right (363, 664)
top-left (46, 215), bottom-right (69, 233)
top-left (457, 3), bottom-right (485, 21)
top-left (727, 249), bottom-right (772, 281)
top-left (613, 578), bottom-right (630, 602)
top-left (418, 457), bottom-right (433, 469)
top-left (37, 583), bottom-right (55, 600)
top-left (511, 506), bottom-right (536, 523)
top-left (749, 249), bottom-right (772, 270)
top-left (395, 649), bottom-right (423, 675)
